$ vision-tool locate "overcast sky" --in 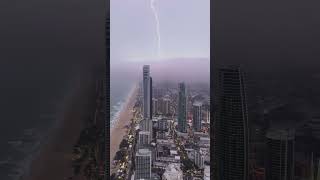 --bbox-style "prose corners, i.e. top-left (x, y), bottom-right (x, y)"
top-left (111, 0), bottom-right (210, 63)
top-left (213, 0), bottom-right (320, 69)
